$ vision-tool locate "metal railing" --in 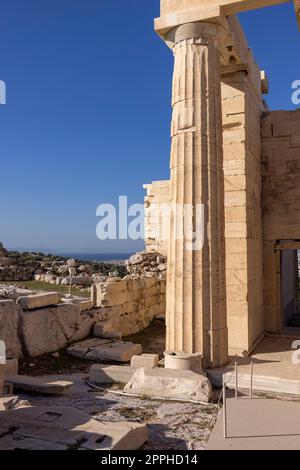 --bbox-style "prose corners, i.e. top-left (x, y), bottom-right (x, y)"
top-left (223, 360), bottom-right (254, 439)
